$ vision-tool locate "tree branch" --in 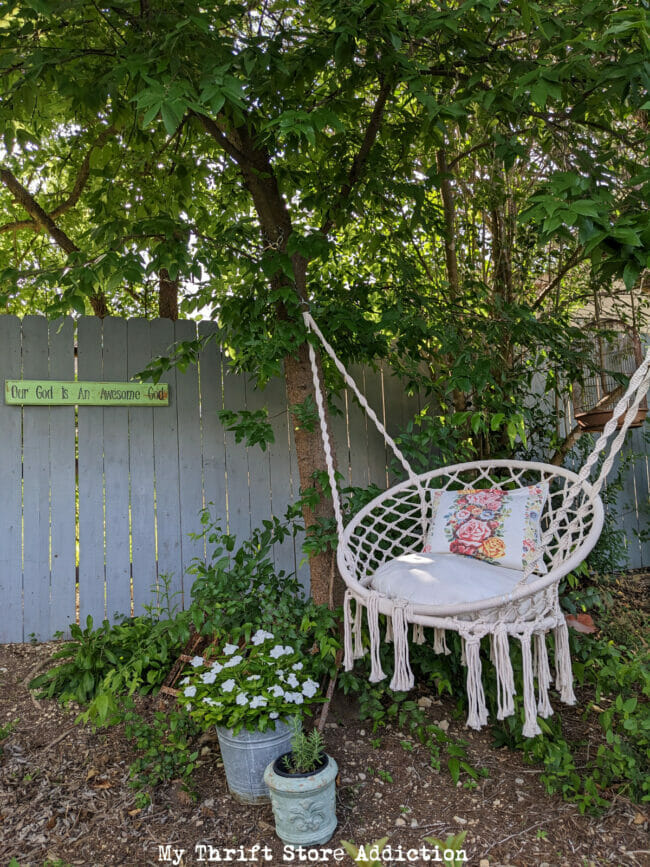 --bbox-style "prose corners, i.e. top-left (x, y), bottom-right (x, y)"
top-left (0, 125), bottom-right (116, 234)
top-left (0, 167), bottom-right (109, 316)
top-left (0, 168), bottom-right (79, 254)
top-left (532, 247), bottom-right (584, 310)
top-left (320, 77), bottom-right (393, 235)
